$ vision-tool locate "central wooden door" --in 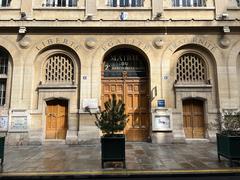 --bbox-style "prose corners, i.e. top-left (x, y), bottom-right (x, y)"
top-left (183, 99), bottom-right (205, 138)
top-left (102, 78), bottom-right (149, 141)
top-left (46, 100), bottom-right (68, 139)
top-left (102, 48), bottom-right (150, 141)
